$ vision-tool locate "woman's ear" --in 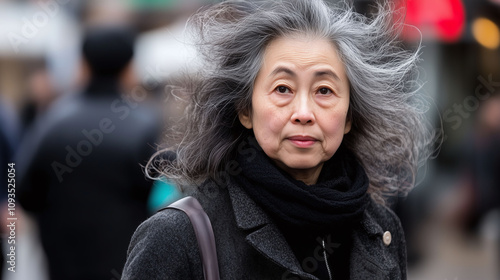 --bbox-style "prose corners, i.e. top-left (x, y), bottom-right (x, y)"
top-left (344, 119), bottom-right (352, 134)
top-left (238, 109), bottom-right (253, 129)
top-left (344, 107), bottom-right (352, 134)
